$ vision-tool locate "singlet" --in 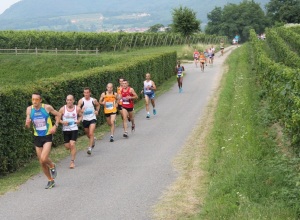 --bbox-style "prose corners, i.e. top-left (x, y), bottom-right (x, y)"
top-left (176, 66), bottom-right (184, 77)
top-left (117, 86), bottom-right (123, 106)
top-left (200, 54), bottom-right (206, 62)
top-left (62, 105), bottom-right (78, 131)
top-left (193, 52), bottom-right (199, 58)
top-left (220, 42), bottom-right (224, 48)
top-left (103, 91), bottom-right (117, 114)
top-left (30, 104), bottom-right (52, 136)
top-left (121, 87), bottom-right (134, 108)
top-left (81, 97), bottom-right (96, 121)
top-left (144, 80), bottom-right (154, 95)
